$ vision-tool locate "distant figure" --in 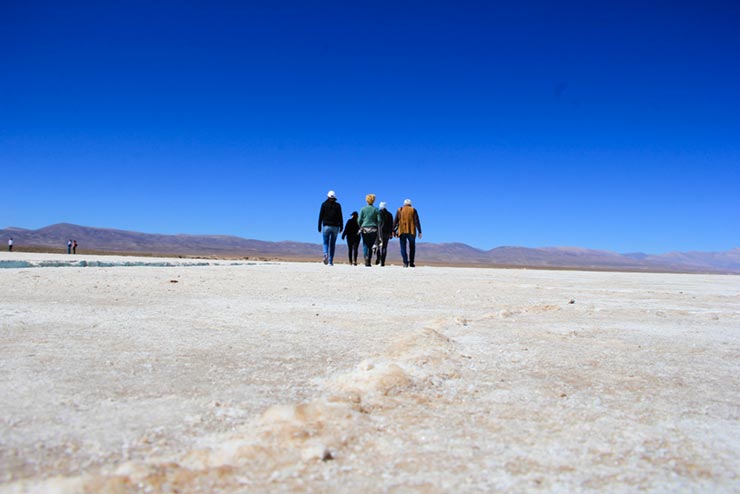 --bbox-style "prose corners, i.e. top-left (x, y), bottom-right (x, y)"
top-left (375, 202), bottom-right (393, 266)
top-left (73, 240), bottom-right (78, 254)
top-left (342, 211), bottom-right (361, 266)
top-left (357, 193), bottom-right (380, 267)
top-left (394, 198), bottom-right (422, 268)
top-left (318, 190), bottom-right (343, 266)
top-left (8, 238), bottom-right (13, 252)
top-left (67, 239), bottom-right (72, 254)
